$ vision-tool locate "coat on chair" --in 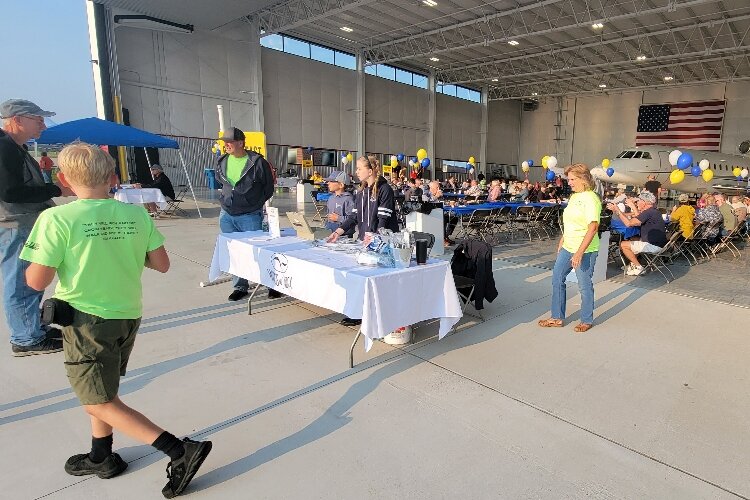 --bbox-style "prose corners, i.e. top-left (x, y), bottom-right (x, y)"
top-left (451, 240), bottom-right (498, 310)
